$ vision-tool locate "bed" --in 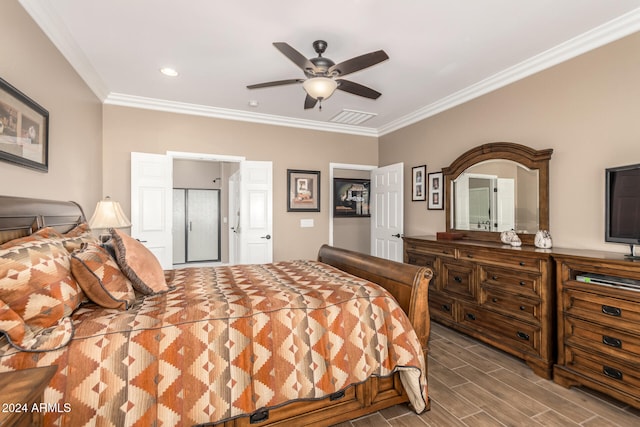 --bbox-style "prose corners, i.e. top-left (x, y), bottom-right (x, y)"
top-left (0, 195), bottom-right (432, 426)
